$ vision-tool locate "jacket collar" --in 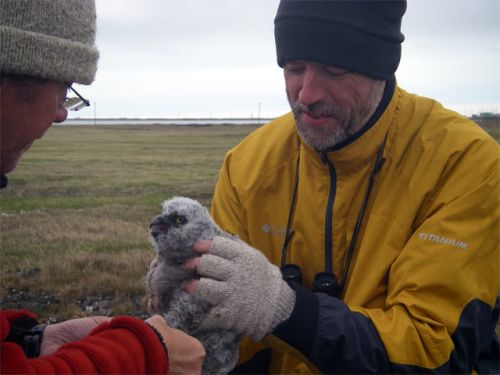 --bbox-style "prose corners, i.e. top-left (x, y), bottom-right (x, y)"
top-left (299, 78), bottom-right (400, 173)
